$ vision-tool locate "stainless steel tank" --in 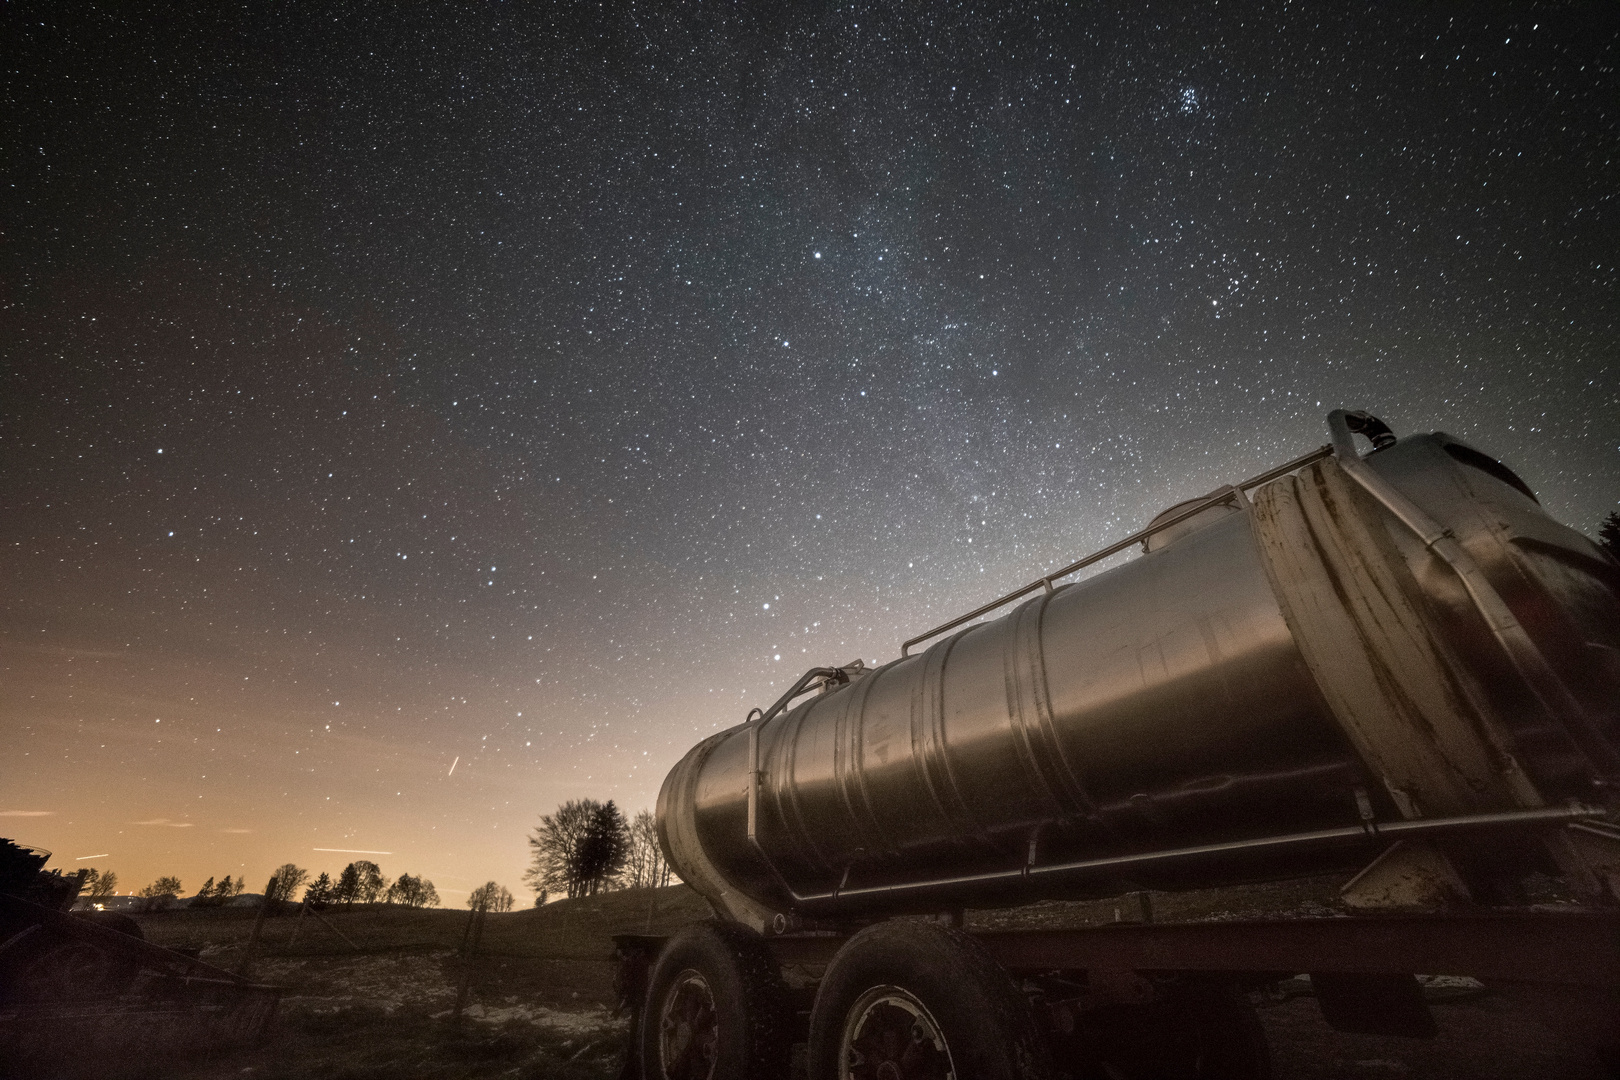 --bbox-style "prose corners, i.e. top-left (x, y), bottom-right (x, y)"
top-left (658, 414), bottom-right (1620, 928)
